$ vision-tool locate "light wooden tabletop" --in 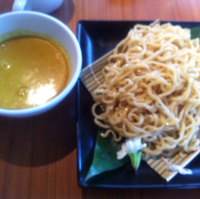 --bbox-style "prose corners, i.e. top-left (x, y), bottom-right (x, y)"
top-left (0, 0), bottom-right (200, 198)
